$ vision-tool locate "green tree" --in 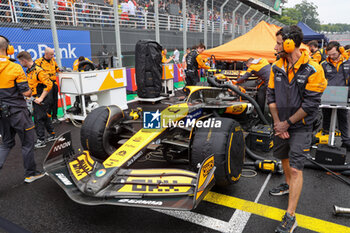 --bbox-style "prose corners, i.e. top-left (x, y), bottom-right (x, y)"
top-left (294, 0), bottom-right (321, 30)
top-left (273, 8), bottom-right (301, 26)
